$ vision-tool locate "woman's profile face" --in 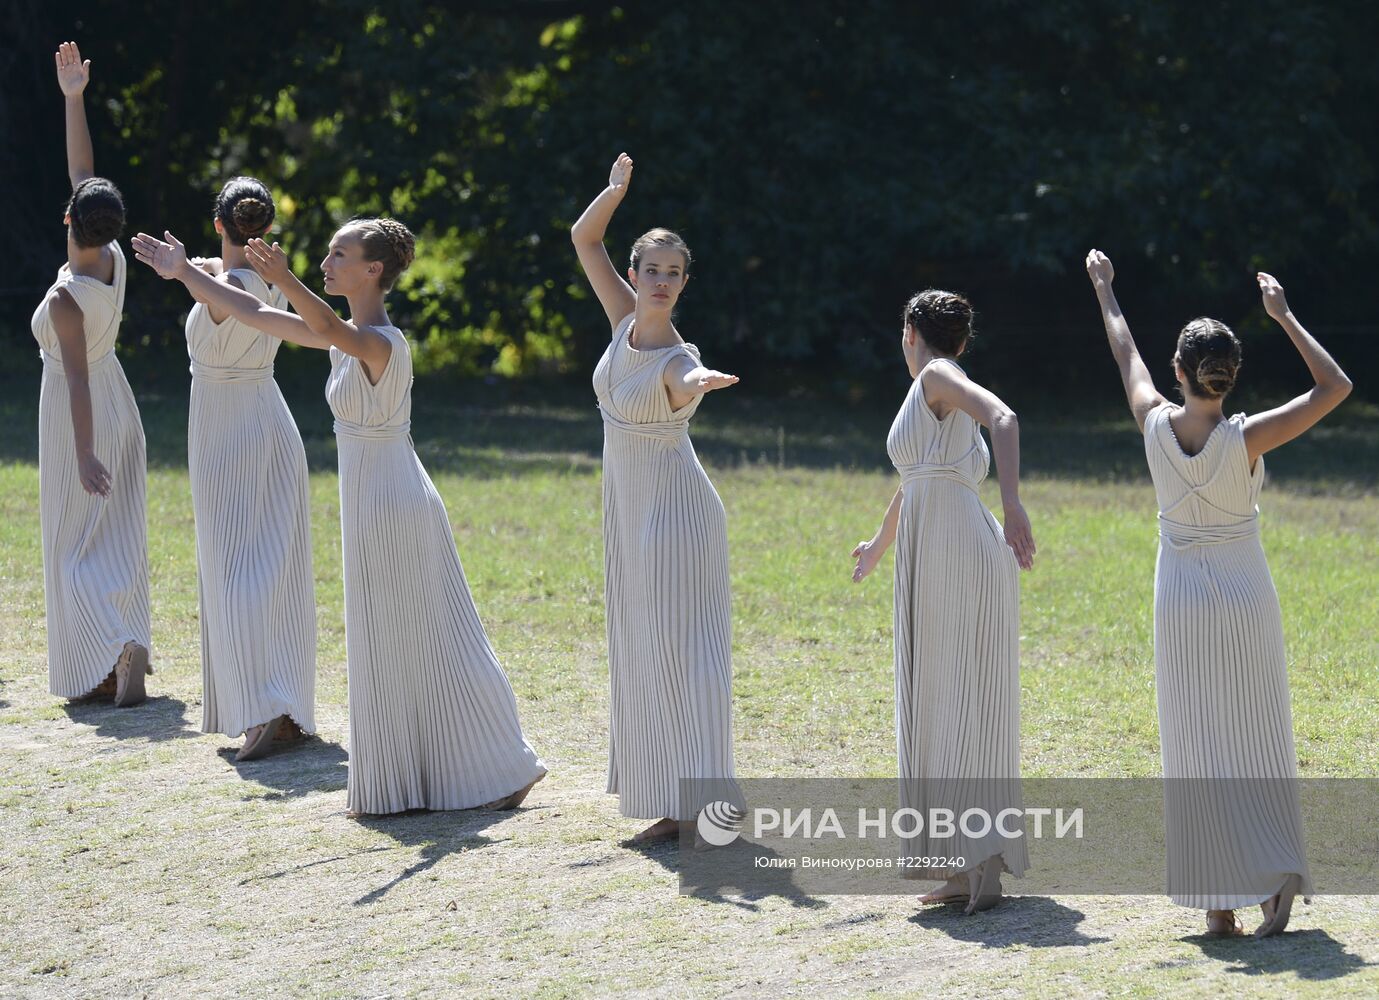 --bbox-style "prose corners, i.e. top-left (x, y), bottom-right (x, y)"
top-left (320, 229), bottom-right (379, 297)
top-left (628, 246), bottom-right (688, 312)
